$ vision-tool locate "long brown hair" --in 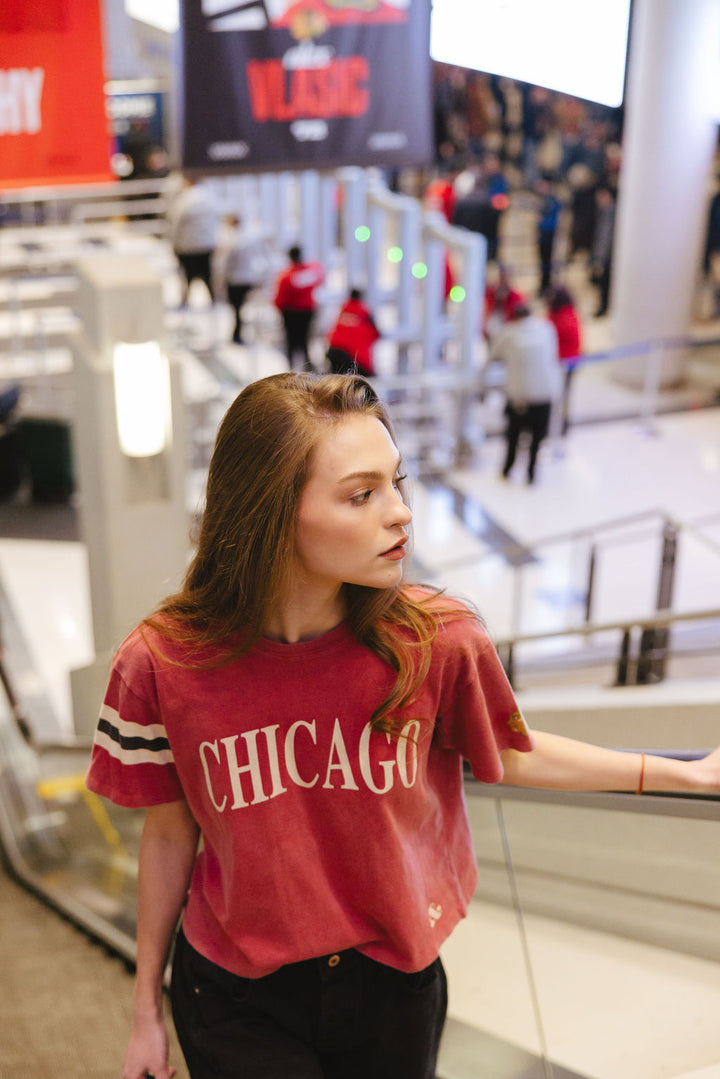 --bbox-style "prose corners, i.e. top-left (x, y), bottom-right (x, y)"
top-left (149, 372), bottom-right (465, 733)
